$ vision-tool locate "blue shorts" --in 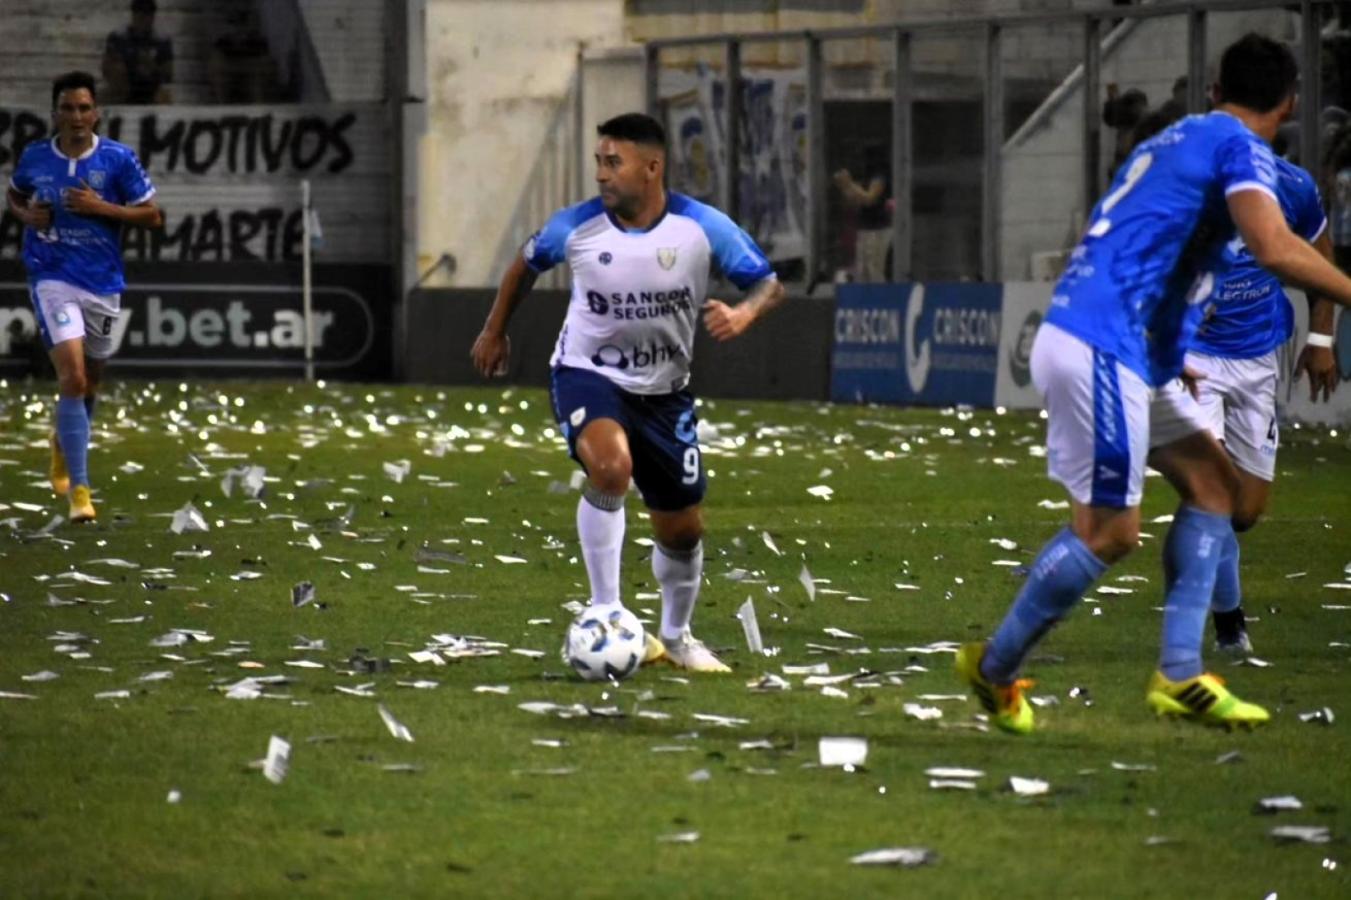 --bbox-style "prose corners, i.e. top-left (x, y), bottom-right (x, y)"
top-left (549, 365), bottom-right (706, 512)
